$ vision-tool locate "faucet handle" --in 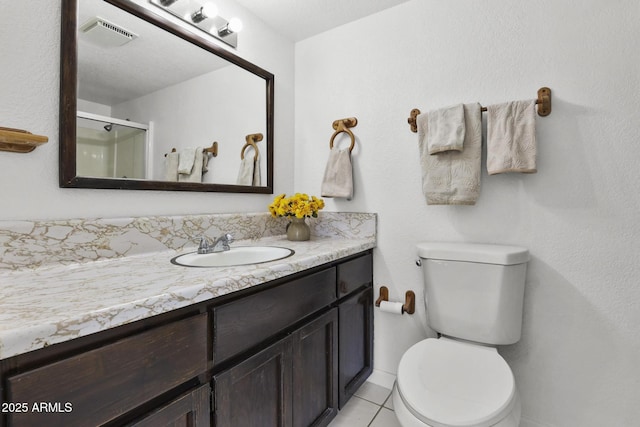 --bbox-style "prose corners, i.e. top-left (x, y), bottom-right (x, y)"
top-left (197, 236), bottom-right (211, 254)
top-left (220, 233), bottom-right (234, 251)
